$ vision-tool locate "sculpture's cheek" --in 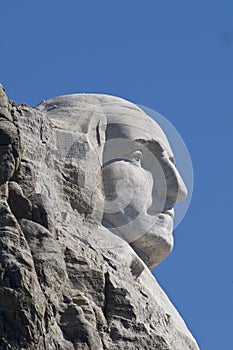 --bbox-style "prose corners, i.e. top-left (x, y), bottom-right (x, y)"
top-left (103, 161), bottom-right (153, 220)
top-left (102, 161), bottom-right (174, 253)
